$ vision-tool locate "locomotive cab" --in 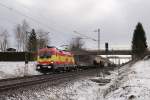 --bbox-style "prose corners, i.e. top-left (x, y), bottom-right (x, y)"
top-left (36, 48), bottom-right (54, 72)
